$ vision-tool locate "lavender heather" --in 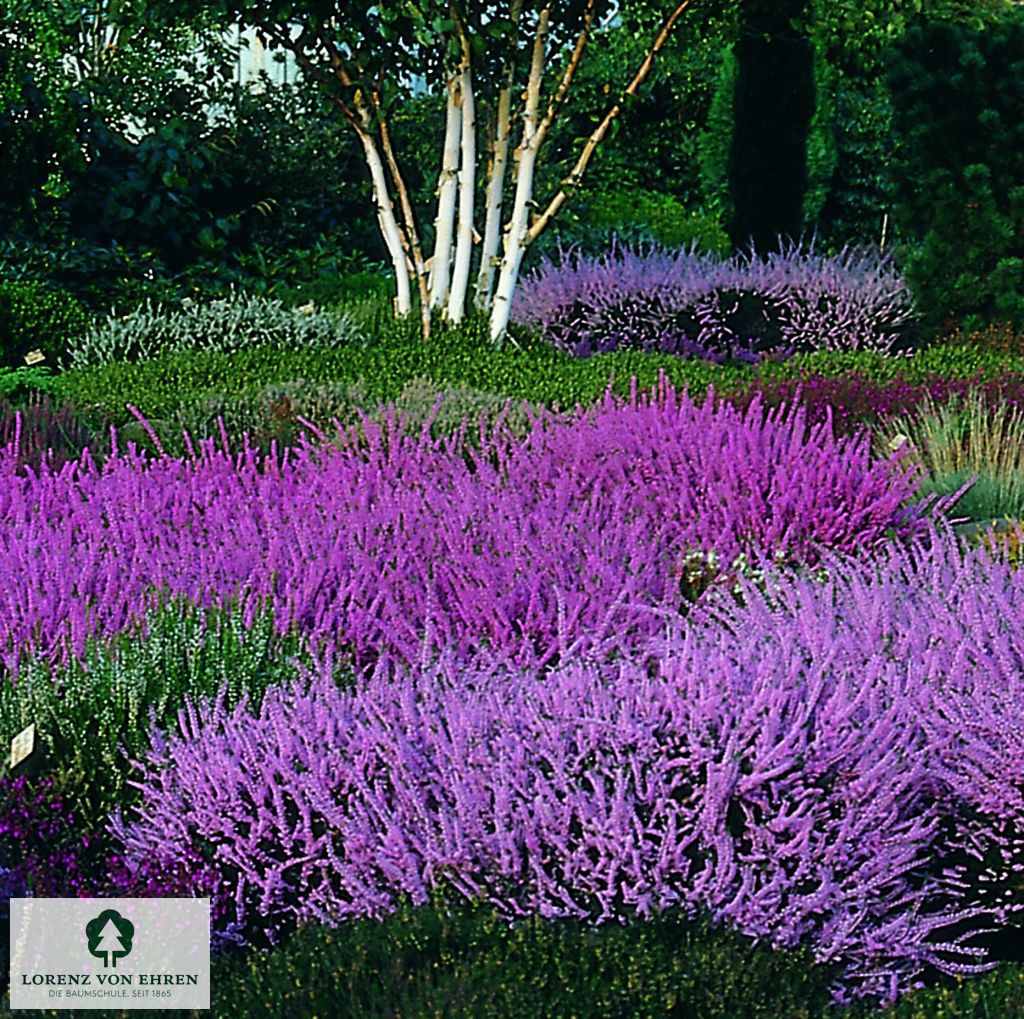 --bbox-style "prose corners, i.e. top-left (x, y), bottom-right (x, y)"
top-left (110, 526), bottom-right (1024, 1004)
top-left (512, 240), bottom-right (915, 361)
top-left (0, 384), bottom-right (928, 676)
